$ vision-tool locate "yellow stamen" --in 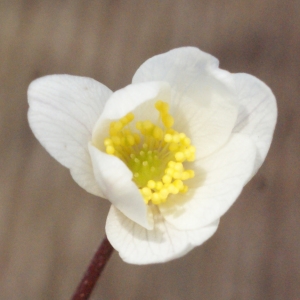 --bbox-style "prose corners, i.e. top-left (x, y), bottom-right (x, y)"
top-left (103, 101), bottom-right (196, 205)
